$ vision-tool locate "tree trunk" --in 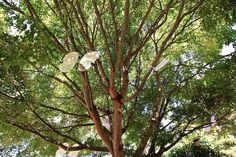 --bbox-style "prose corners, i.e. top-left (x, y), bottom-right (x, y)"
top-left (112, 101), bottom-right (124, 157)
